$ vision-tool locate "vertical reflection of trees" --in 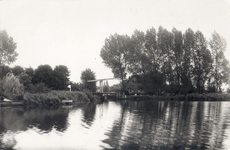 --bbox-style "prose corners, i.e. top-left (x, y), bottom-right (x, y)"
top-left (103, 100), bottom-right (230, 150)
top-left (103, 100), bottom-right (130, 149)
top-left (0, 109), bottom-right (5, 148)
top-left (0, 107), bottom-right (70, 149)
top-left (23, 107), bottom-right (69, 132)
top-left (81, 102), bottom-right (97, 126)
top-left (0, 107), bottom-right (71, 149)
top-left (190, 102), bottom-right (205, 149)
